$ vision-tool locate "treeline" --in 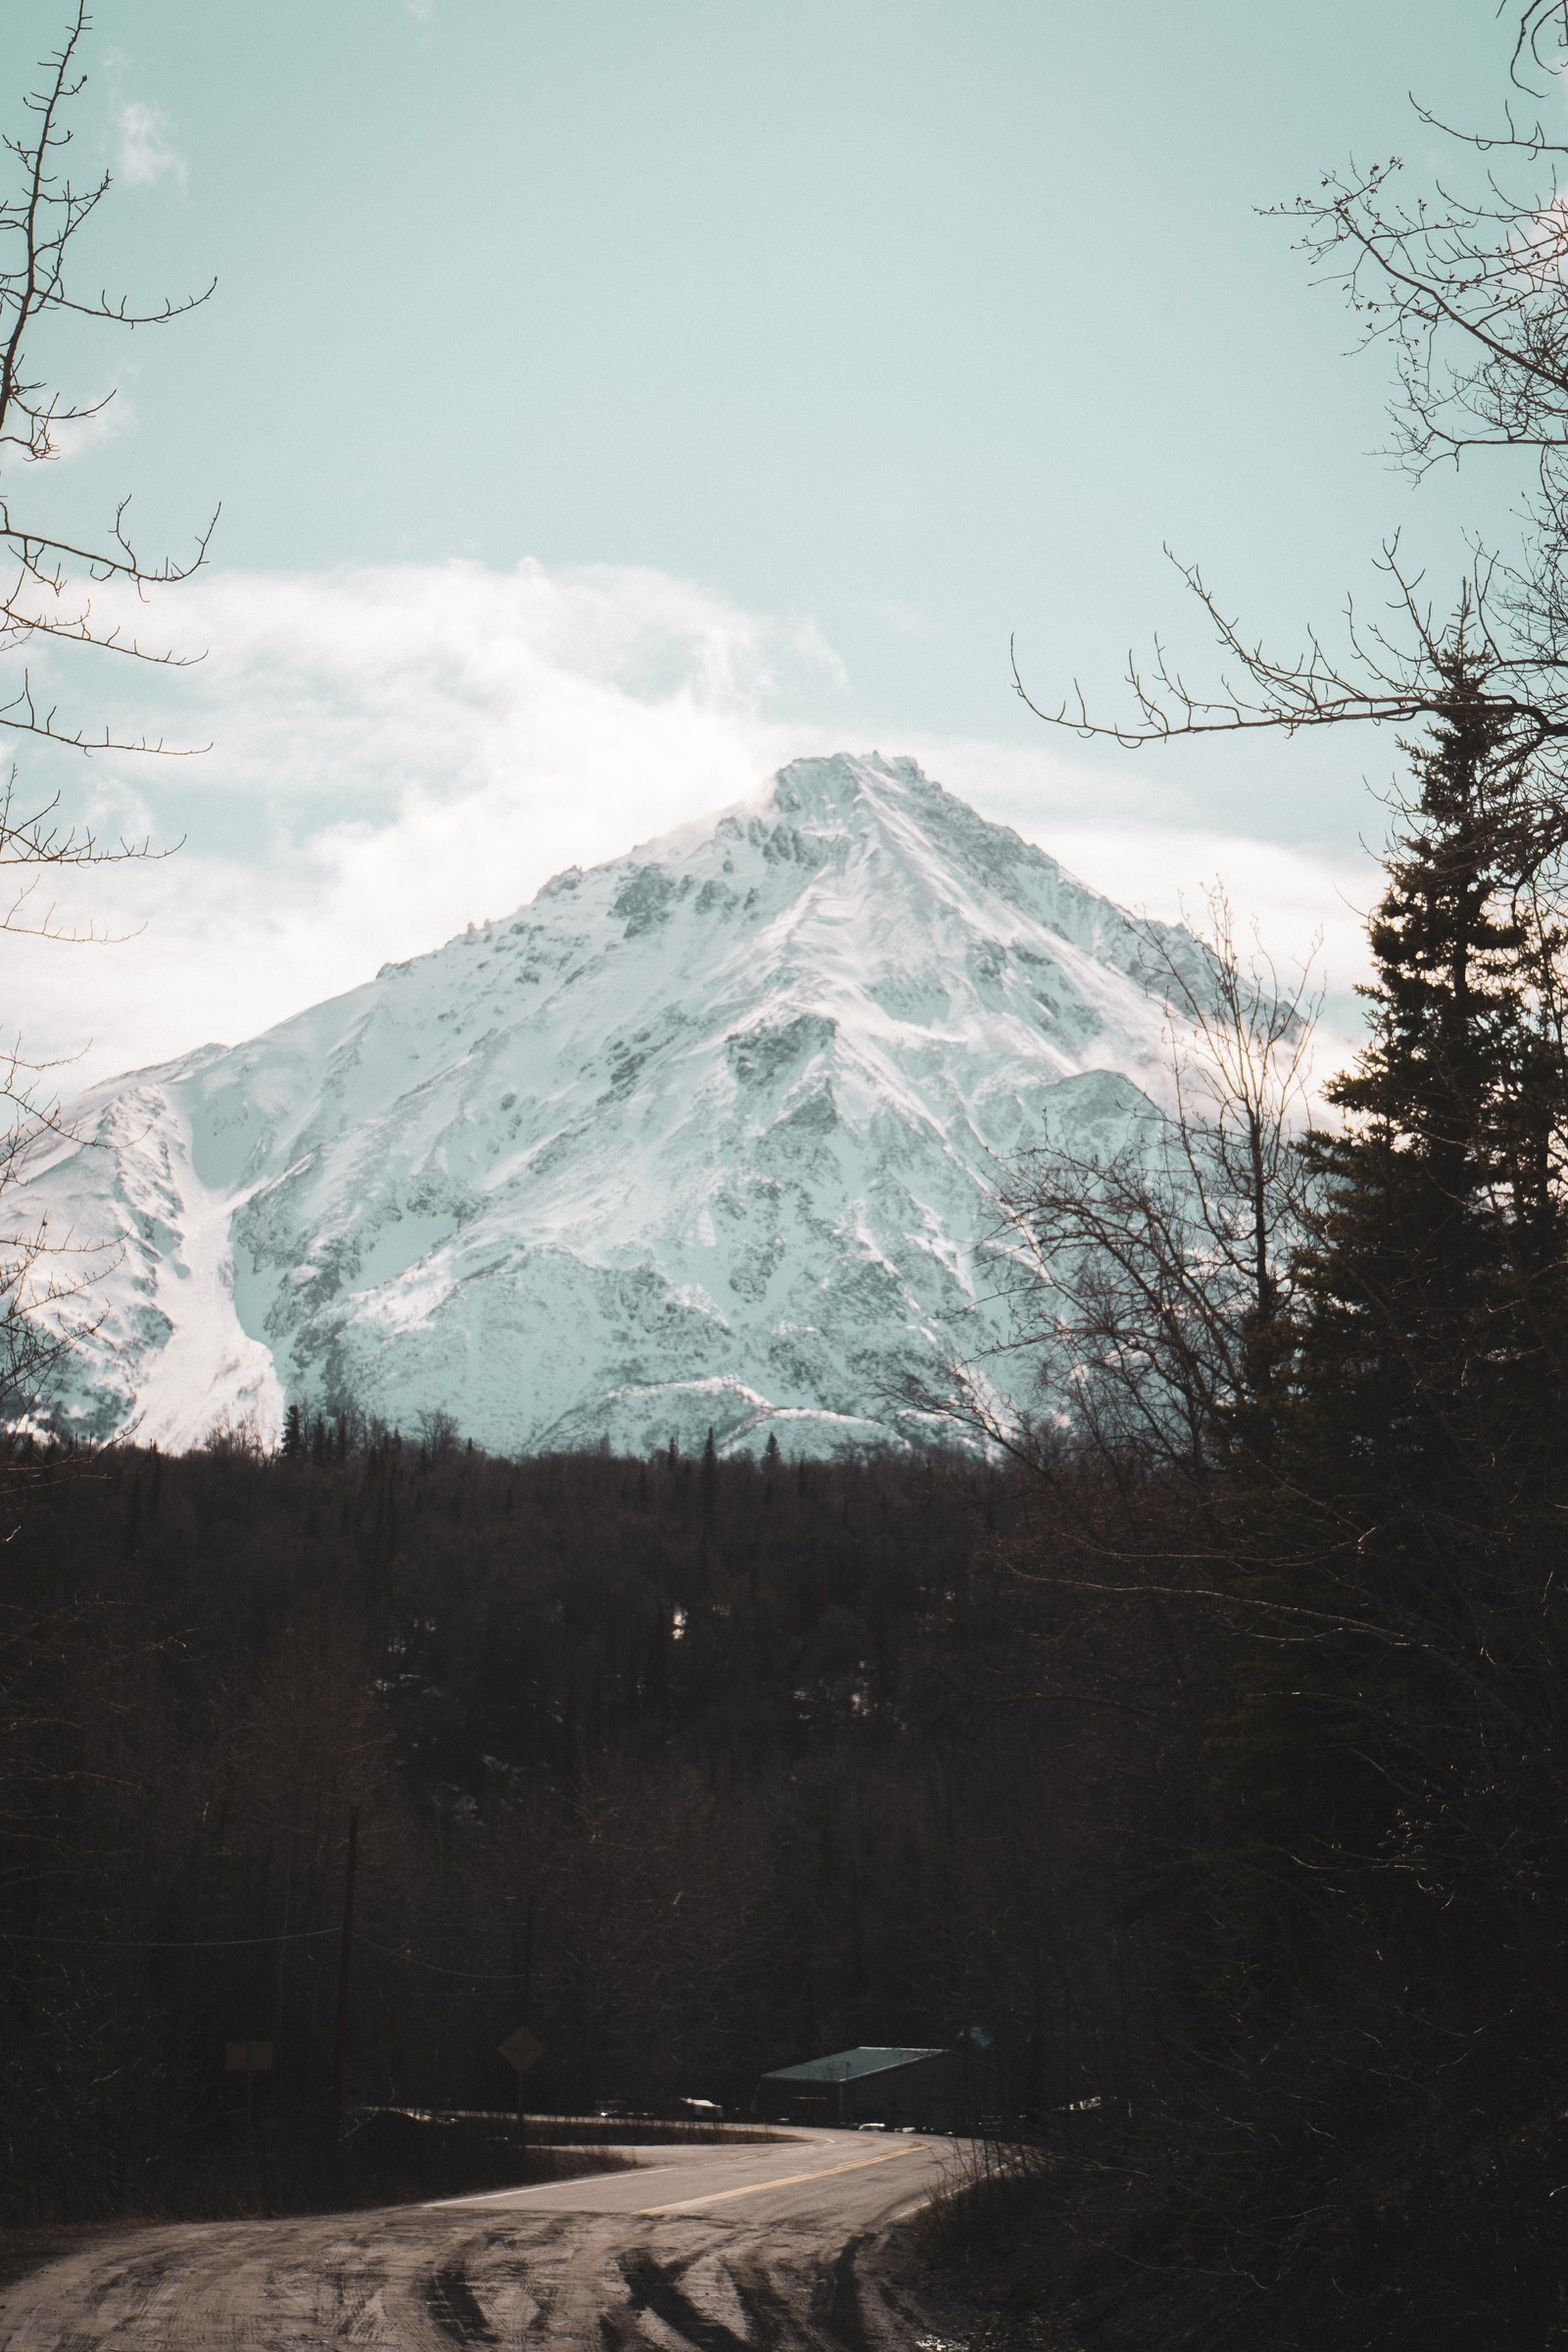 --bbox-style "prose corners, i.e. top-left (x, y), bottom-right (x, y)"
top-left (0, 1431), bottom-right (1147, 2225)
